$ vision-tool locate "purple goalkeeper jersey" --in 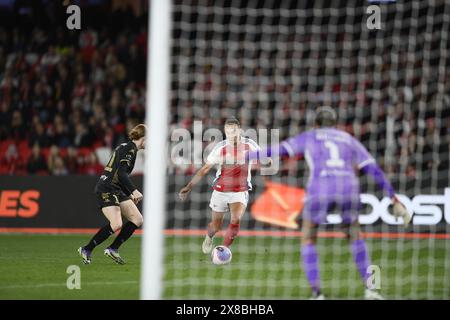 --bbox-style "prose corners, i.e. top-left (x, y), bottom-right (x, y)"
top-left (282, 128), bottom-right (375, 197)
top-left (246, 126), bottom-right (395, 224)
